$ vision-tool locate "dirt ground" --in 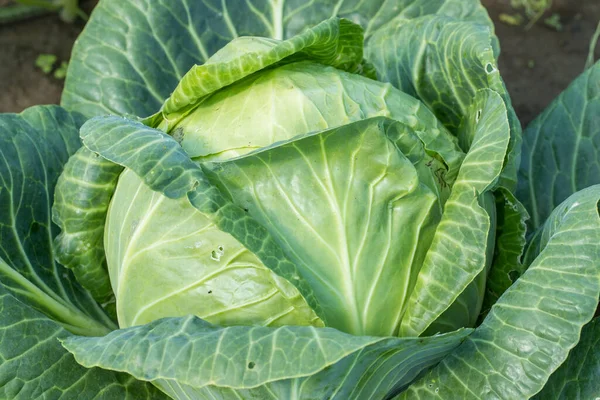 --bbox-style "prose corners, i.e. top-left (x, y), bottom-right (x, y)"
top-left (0, 2), bottom-right (82, 113)
top-left (482, 0), bottom-right (600, 126)
top-left (0, 1), bottom-right (599, 129)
